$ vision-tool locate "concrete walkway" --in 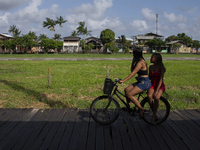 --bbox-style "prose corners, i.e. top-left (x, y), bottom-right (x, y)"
top-left (0, 57), bottom-right (200, 61)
